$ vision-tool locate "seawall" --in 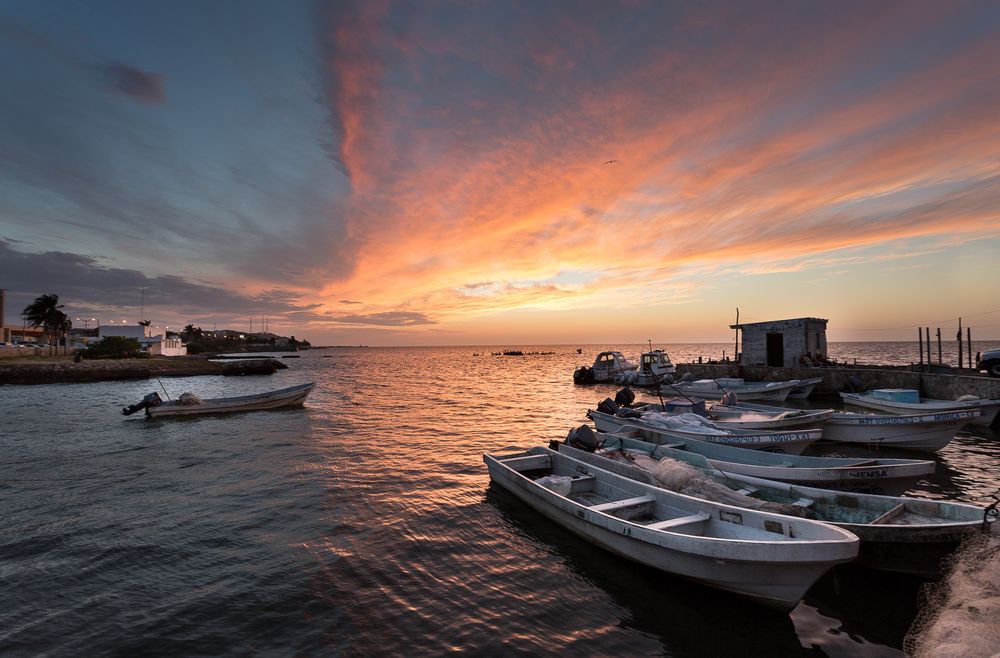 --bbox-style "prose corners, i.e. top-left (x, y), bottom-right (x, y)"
top-left (673, 363), bottom-right (1000, 405)
top-left (0, 357), bottom-right (286, 385)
